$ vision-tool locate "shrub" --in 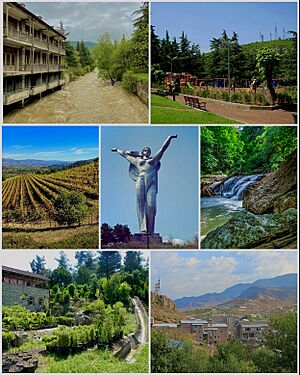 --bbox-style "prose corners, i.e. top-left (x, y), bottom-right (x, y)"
top-left (55, 316), bottom-right (75, 326)
top-left (2, 331), bottom-right (16, 350)
top-left (122, 71), bottom-right (148, 94)
top-left (197, 89), bottom-right (209, 98)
